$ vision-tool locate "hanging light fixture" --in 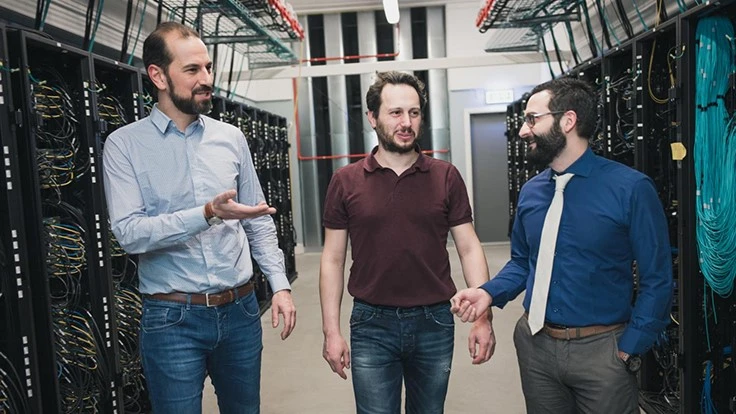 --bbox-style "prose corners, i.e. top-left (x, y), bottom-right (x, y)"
top-left (383, 0), bottom-right (400, 24)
